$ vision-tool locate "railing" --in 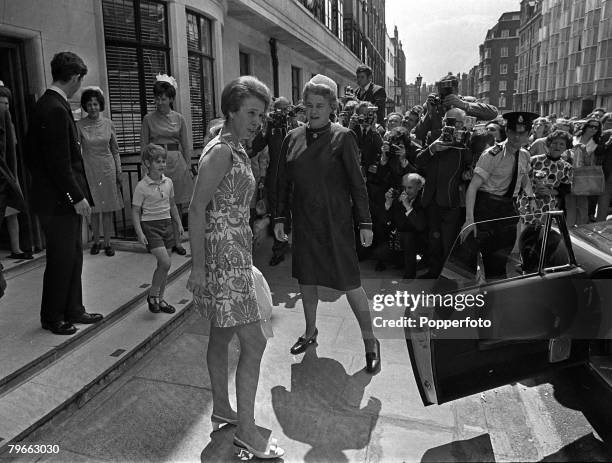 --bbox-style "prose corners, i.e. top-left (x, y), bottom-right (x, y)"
top-left (112, 159), bottom-right (199, 240)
